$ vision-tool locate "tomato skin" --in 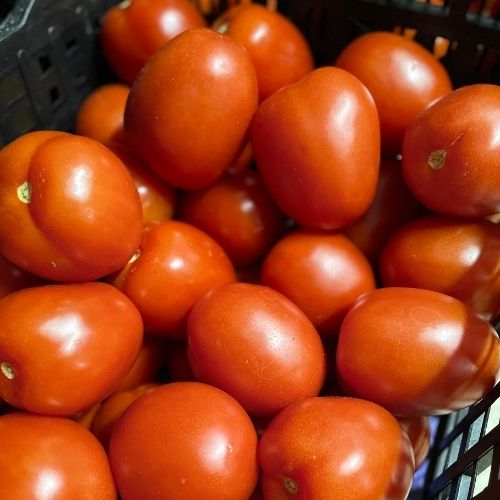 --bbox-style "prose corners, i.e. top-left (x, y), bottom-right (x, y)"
top-left (398, 416), bottom-right (431, 469)
top-left (402, 84), bottom-right (500, 217)
top-left (0, 131), bottom-right (143, 282)
top-left (109, 381), bottom-right (259, 500)
top-left (178, 170), bottom-right (285, 266)
top-left (259, 396), bottom-right (415, 500)
top-left (125, 28), bottom-right (259, 189)
top-left (0, 412), bottom-right (116, 499)
top-left (379, 216), bottom-right (500, 321)
top-left (251, 66), bottom-right (380, 230)
top-left (336, 287), bottom-right (500, 416)
top-left (111, 220), bottom-right (236, 339)
top-left (260, 230), bottom-right (376, 338)
top-left (187, 282), bottom-right (326, 418)
top-left (335, 31), bottom-right (452, 155)
top-left (0, 252), bottom-right (46, 299)
top-left (212, 4), bottom-right (314, 101)
top-left (0, 282), bottom-right (144, 416)
top-left (100, 0), bottom-right (207, 85)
